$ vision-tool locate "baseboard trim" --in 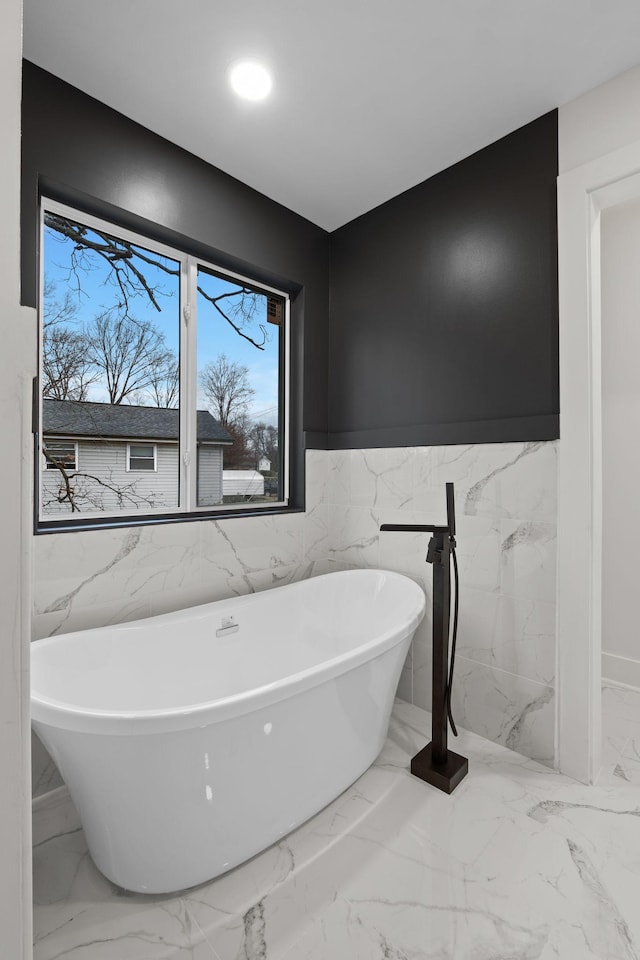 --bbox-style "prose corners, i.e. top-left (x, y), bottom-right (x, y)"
top-left (602, 652), bottom-right (640, 692)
